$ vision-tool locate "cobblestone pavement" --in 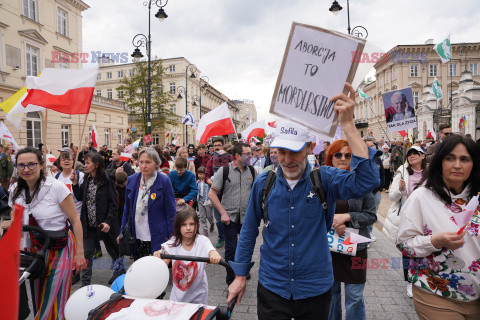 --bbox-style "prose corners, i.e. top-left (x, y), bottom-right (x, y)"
top-left (26, 192), bottom-right (418, 319)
